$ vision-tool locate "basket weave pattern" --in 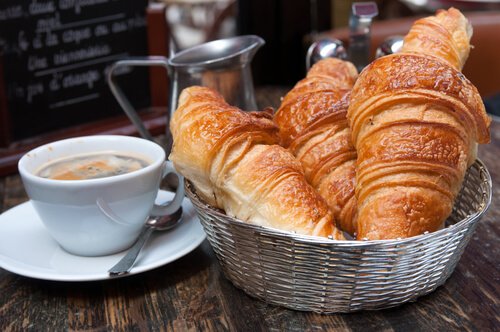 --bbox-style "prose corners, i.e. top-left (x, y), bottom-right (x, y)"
top-left (185, 160), bottom-right (492, 313)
